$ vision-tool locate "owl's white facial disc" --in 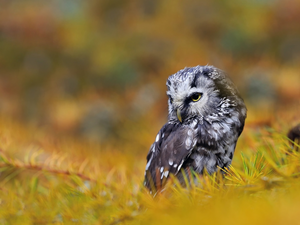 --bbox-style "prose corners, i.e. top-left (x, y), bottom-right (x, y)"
top-left (186, 76), bottom-right (220, 117)
top-left (166, 65), bottom-right (230, 123)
